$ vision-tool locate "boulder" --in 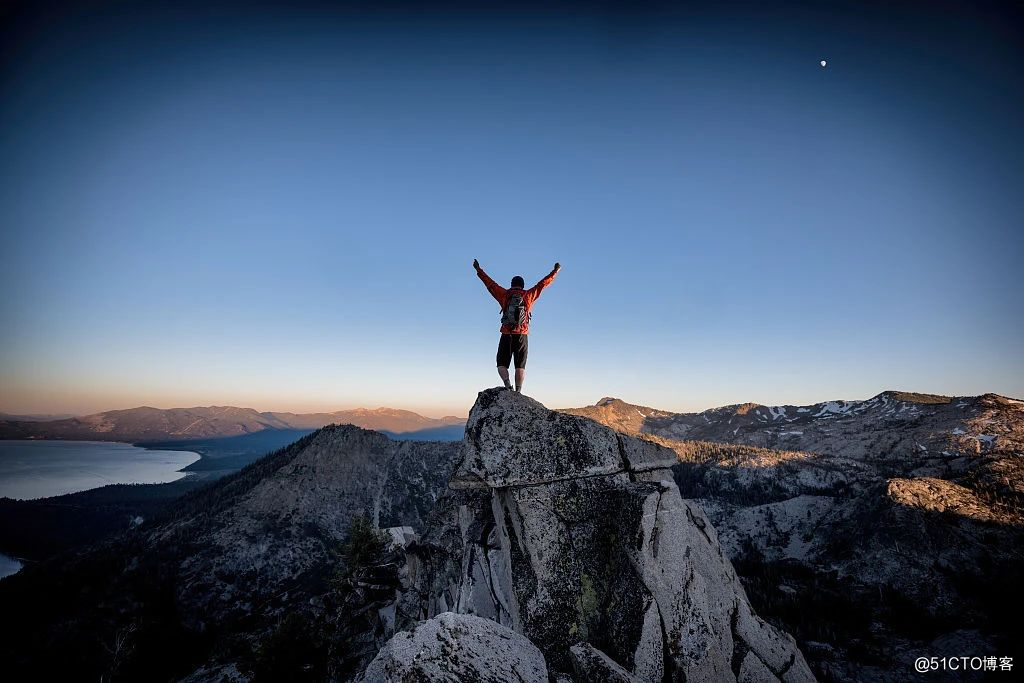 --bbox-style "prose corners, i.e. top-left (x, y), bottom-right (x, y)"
top-left (569, 643), bottom-right (643, 682)
top-left (450, 388), bottom-right (676, 489)
top-left (358, 612), bottom-right (548, 683)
